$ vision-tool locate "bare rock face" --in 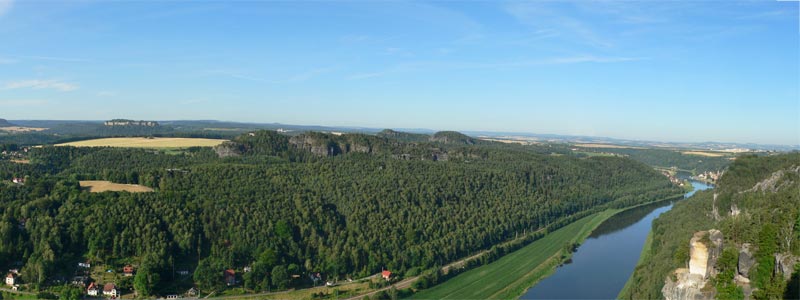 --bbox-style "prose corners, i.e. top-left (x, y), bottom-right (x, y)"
top-left (663, 230), bottom-right (723, 300)
top-left (289, 135), bottom-right (337, 157)
top-left (738, 243), bottom-right (755, 277)
top-left (689, 230), bottom-right (723, 279)
top-left (214, 142), bottom-right (243, 158)
top-left (663, 269), bottom-right (713, 300)
top-left (774, 253), bottom-right (798, 281)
